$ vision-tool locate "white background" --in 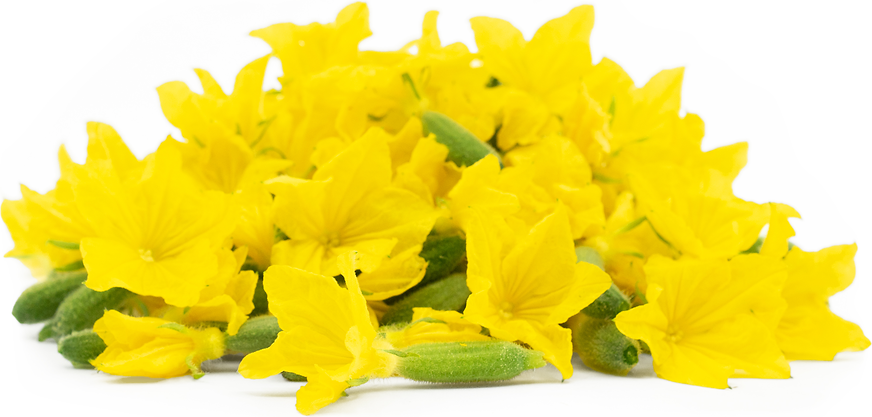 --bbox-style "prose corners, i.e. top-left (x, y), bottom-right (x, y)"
top-left (1, 1), bottom-right (870, 416)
